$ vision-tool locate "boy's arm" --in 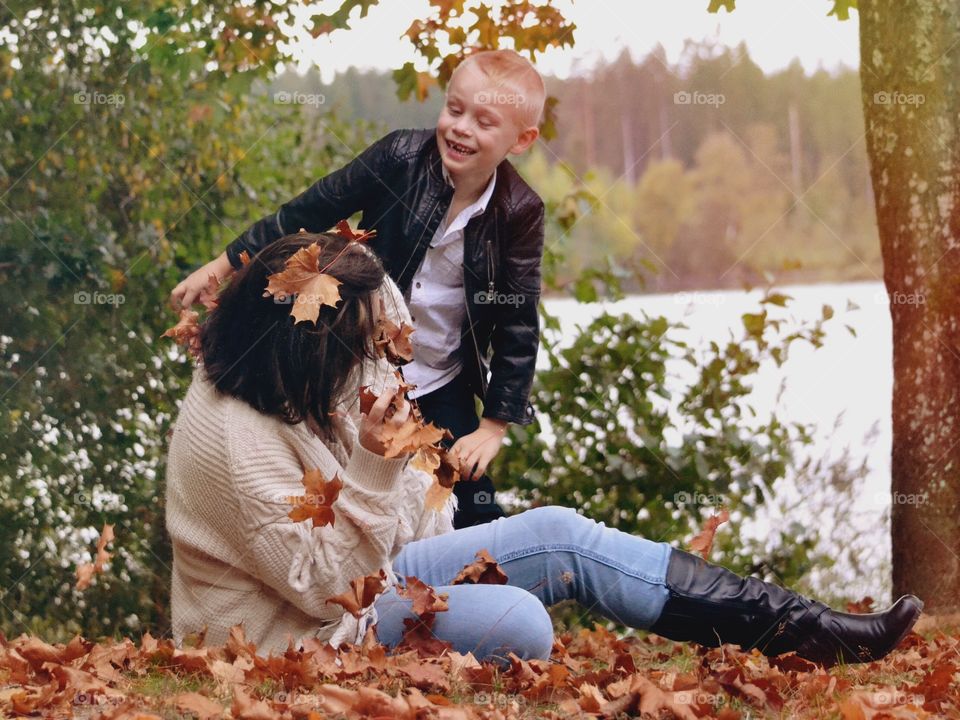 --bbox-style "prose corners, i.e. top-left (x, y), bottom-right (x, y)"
top-left (452, 201), bottom-right (544, 480)
top-left (482, 199), bottom-right (545, 425)
top-left (170, 130), bottom-right (403, 310)
top-left (224, 129), bottom-right (404, 269)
